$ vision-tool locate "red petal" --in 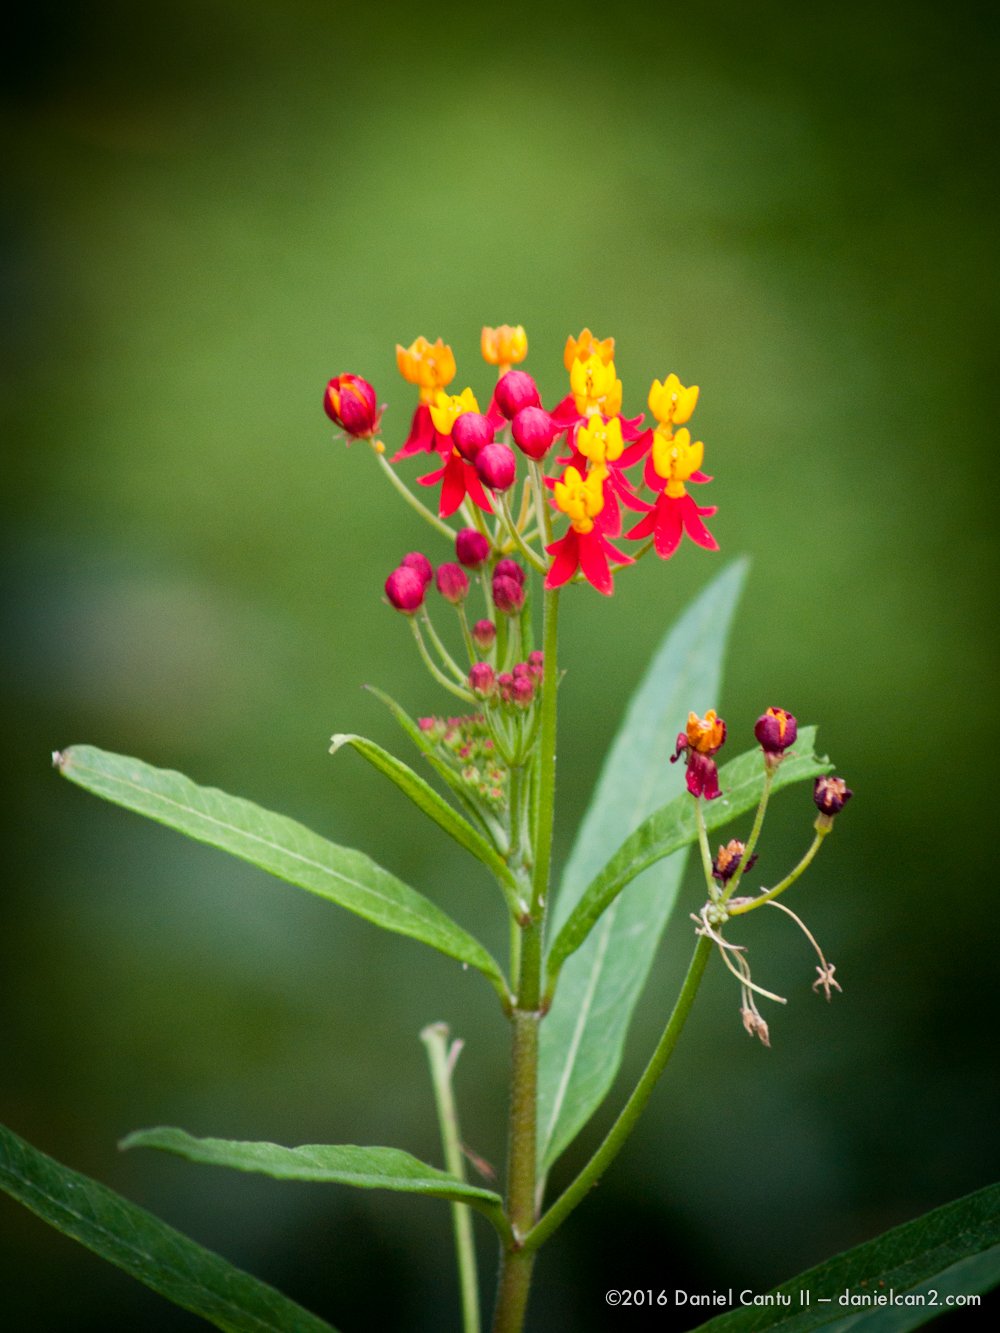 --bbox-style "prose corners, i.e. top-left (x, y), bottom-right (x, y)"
top-left (680, 494), bottom-right (719, 550)
top-left (463, 460), bottom-right (494, 514)
top-left (439, 452), bottom-right (467, 517)
top-left (391, 405), bottom-right (436, 462)
top-left (544, 530), bottom-right (580, 589)
top-left (653, 495), bottom-right (684, 558)
top-left (600, 534), bottom-right (634, 566)
top-left (618, 431), bottom-right (652, 468)
top-left (578, 530), bottom-right (614, 595)
top-left (689, 469), bottom-right (713, 483)
top-left (619, 412), bottom-right (646, 441)
top-left (626, 507), bottom-right (657, 540)
top-left (550, 394), bottom-right (583, 429)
